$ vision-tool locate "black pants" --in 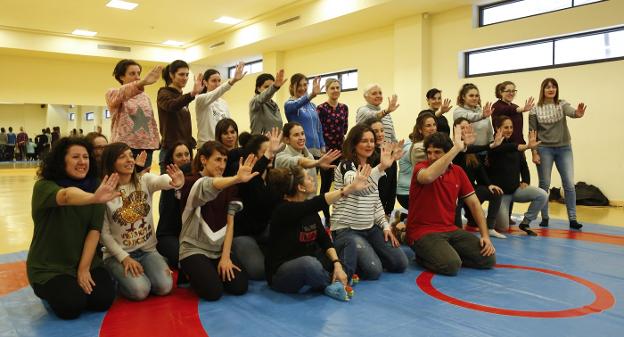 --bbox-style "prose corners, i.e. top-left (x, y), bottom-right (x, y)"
top-left (378, 162), bottom-right (398, 216)
top-left (31, 267), bottom-right (115, 320)
top-left (180, 254), bottom-right (248, 301)
top-left (319, 158), bottom-right (340, 225)
top-left (156, 235), bottom-right (180, 268)
top-left (455, 185), bottom-right (502, 229)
